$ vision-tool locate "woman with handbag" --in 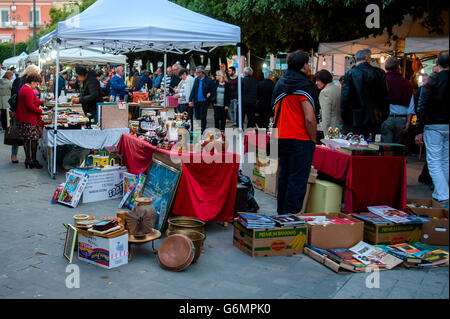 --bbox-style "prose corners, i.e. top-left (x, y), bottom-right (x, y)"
top-left (0, 71), bottom-right (13, 131)
top-left (15, 73), bottom-right (44, 169)
top-left (9, 64), bottom-right (40, 164)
